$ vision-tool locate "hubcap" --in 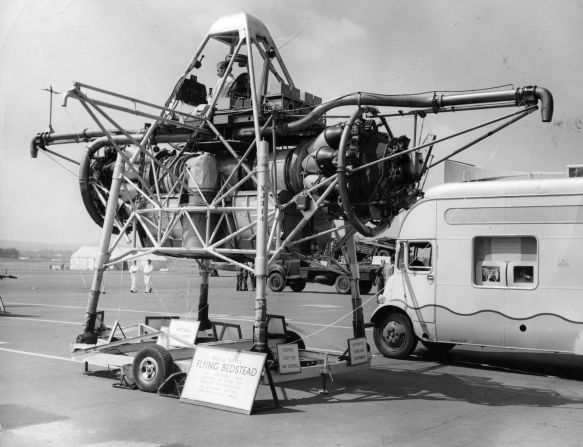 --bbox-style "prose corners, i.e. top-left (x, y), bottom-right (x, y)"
top-left (382, 320), bottom-right (406, 350)
top-left (139, 357), bottom-right (158, 383)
